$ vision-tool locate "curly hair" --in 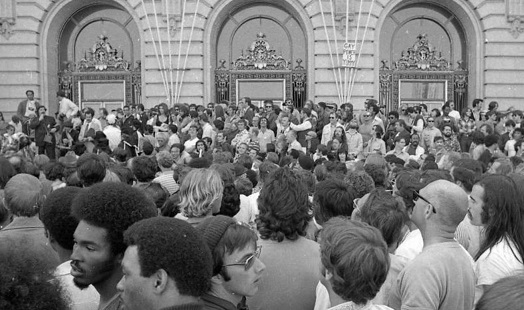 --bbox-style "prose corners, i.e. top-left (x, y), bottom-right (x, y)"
top-left (343, 170), bottom-right (375, 199)
top-left (313, 178), bottom-right (356, 225)
top-left (179, 168), bottom-right (224, 217)
top-left (40, 186), bottom-right (83, 250)
top-left (320, 217), bottom-right (389, 305)
top-left (0, 245), bottom-right (70, 310)
top-left (71, 182), bottom-right (157, 255)
top-left (43, 162), bottom-right (65, 181)
top-left (217, 183), bottom-right (240, 217)
top-left (132, 156), bottom-right (158, 182)
top-left (256, 167), bottom-right (311, 242)
top-left (124, 217), bottom-right (212, 297)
